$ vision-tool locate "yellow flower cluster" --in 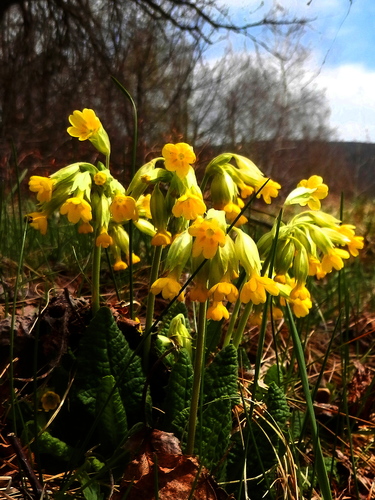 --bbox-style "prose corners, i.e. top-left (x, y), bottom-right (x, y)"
top-left (27, 107), bottom-right (364, 332)
top-left (258, 180), bottom-right (364, 317)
